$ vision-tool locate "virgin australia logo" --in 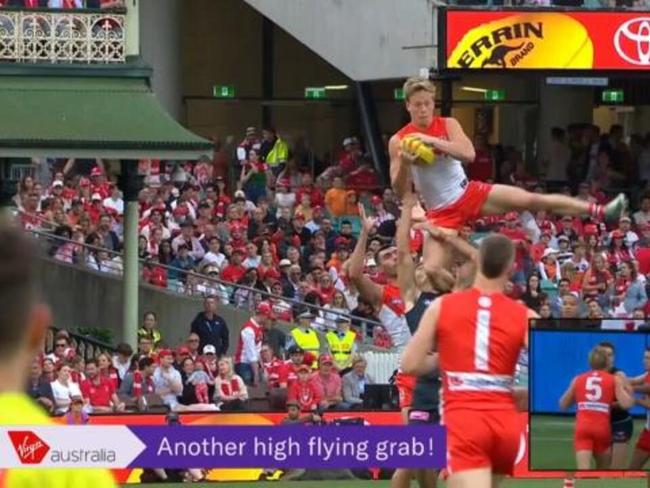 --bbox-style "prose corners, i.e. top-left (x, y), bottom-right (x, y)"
top-left (614, 17), bottom-right (650, 66)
